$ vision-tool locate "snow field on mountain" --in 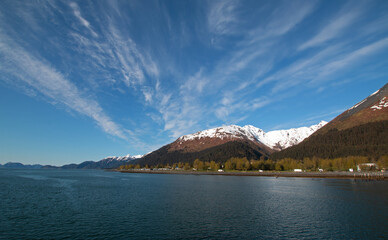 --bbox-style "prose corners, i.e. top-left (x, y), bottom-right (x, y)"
top-left (178, 121), bottom-right (327, 150)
